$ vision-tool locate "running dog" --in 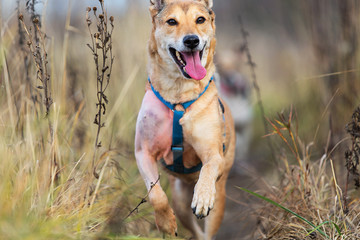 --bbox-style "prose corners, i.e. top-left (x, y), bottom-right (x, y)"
top-left (135, 0), bottom-right (235, 239)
